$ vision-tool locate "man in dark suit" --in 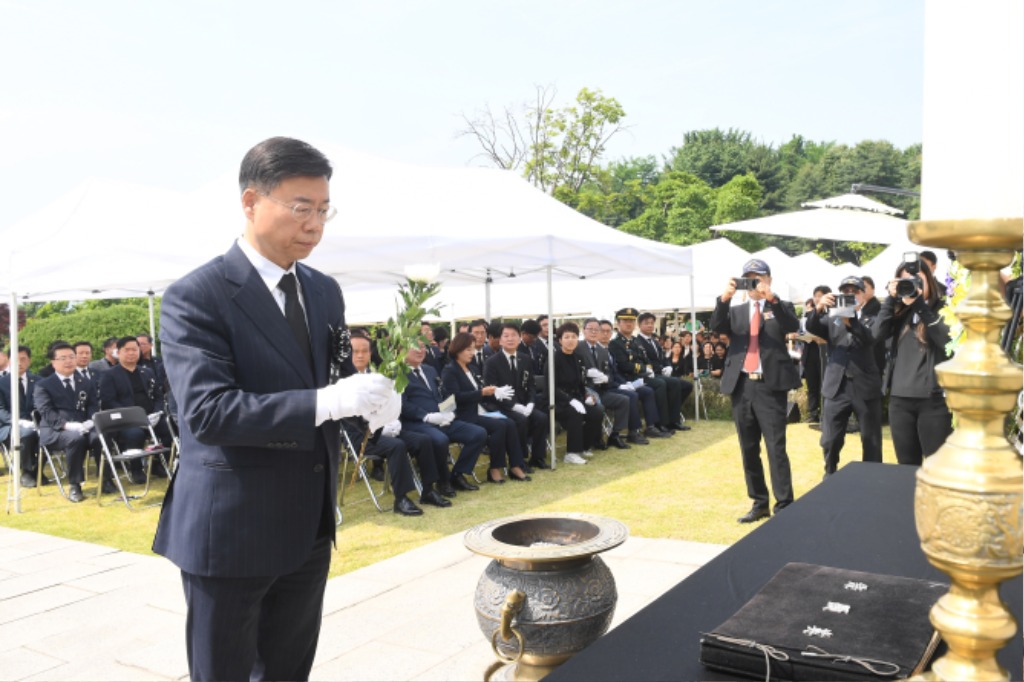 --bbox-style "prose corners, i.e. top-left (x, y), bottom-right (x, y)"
top-left (468, 318), bottom-right (492, 373)
top-left (609, 309), bottom-right (675, 438)
top-left (483, 322), bottom-right (552, 468)
top-left (806, 276), bottom-right (883, 478)
top-left (859, 276), bottom-right (886, 380)
top-left (34, 341), bottom-right (101, 502)
top-left (710, 259), bottom-right (801, 523)
top-left (88, 337), bottom-right (119, 375)
top-left (520, 319), bottom-right (547, 377)
top-left (151, 138), bottom-right (399, 681)
top-left (636, 311), bottom-right (693, 431)
top-left (1, 345), bottom-right (42, 487)
top-left (575, 318), bottom-right (632, 450)
top-left (399, 344), bottom-right (486, 493)
top-left (98, 336), bottom-right (171, 482)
